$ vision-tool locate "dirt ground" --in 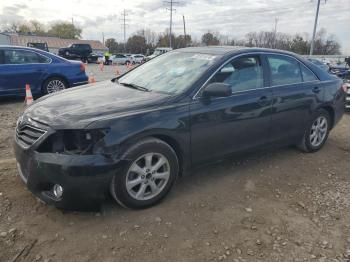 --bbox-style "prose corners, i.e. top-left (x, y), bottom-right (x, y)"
top-left (1, 99), bottom-right (350, 262)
